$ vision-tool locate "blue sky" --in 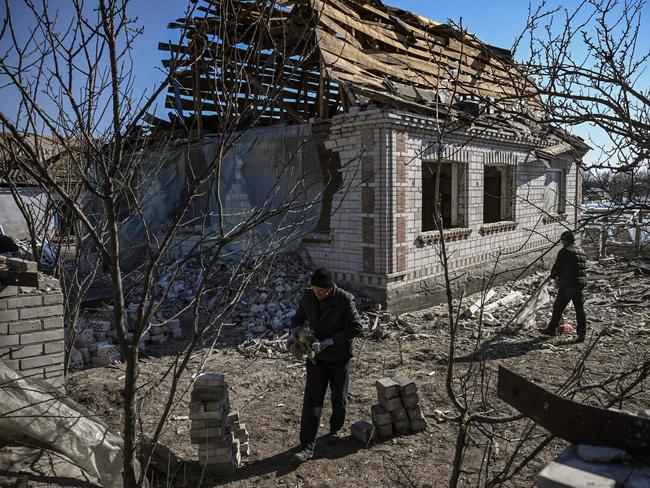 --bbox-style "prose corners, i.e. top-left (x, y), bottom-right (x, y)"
top-left (1, 0), bottom-right (648, 164)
